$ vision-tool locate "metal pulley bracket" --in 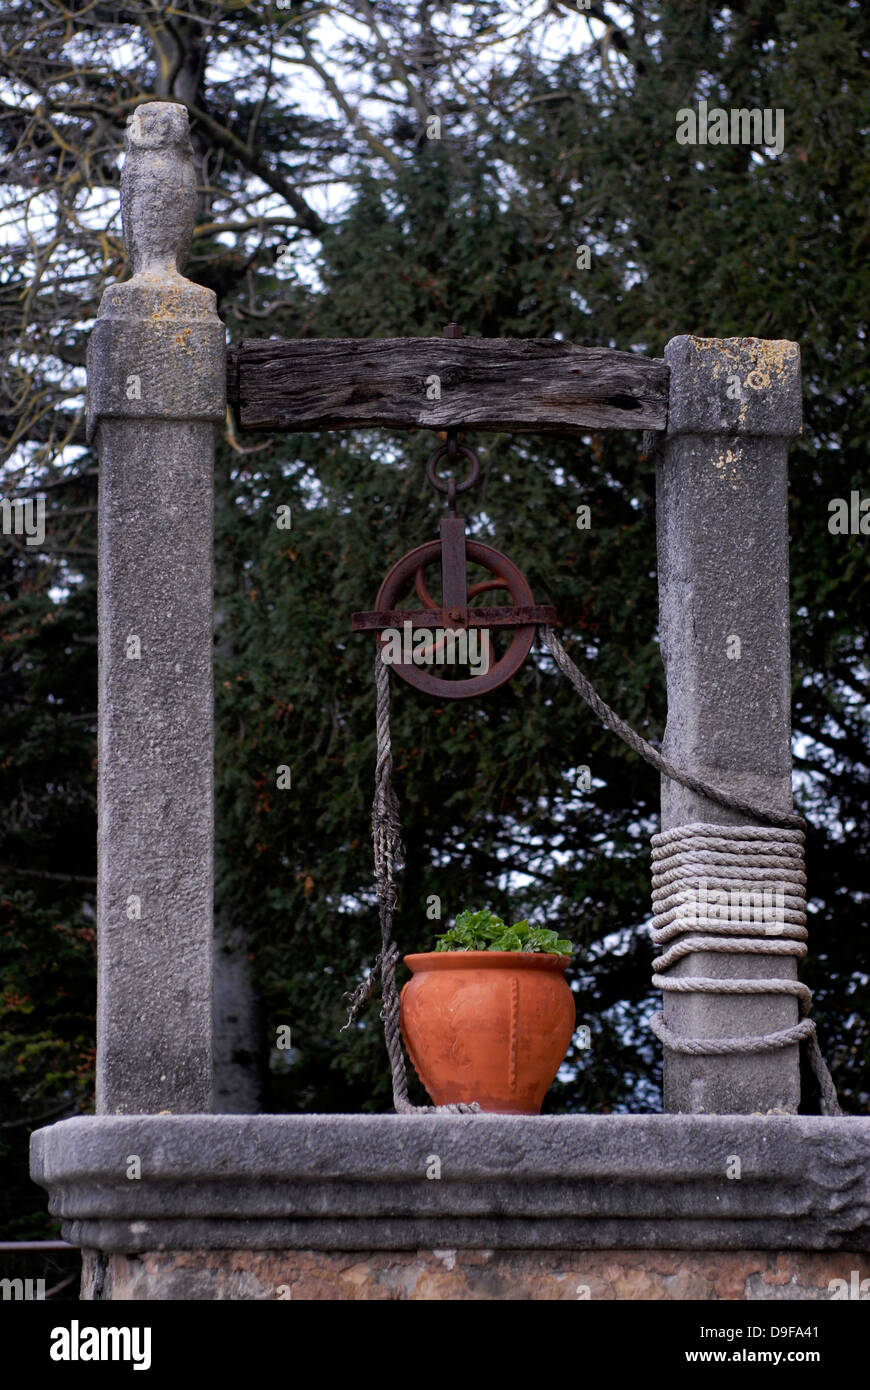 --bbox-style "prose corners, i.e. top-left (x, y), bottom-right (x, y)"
top-left (352, 338), bottom-right (557, 698)
top-left (352, 526), bottom-right (555, 698)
